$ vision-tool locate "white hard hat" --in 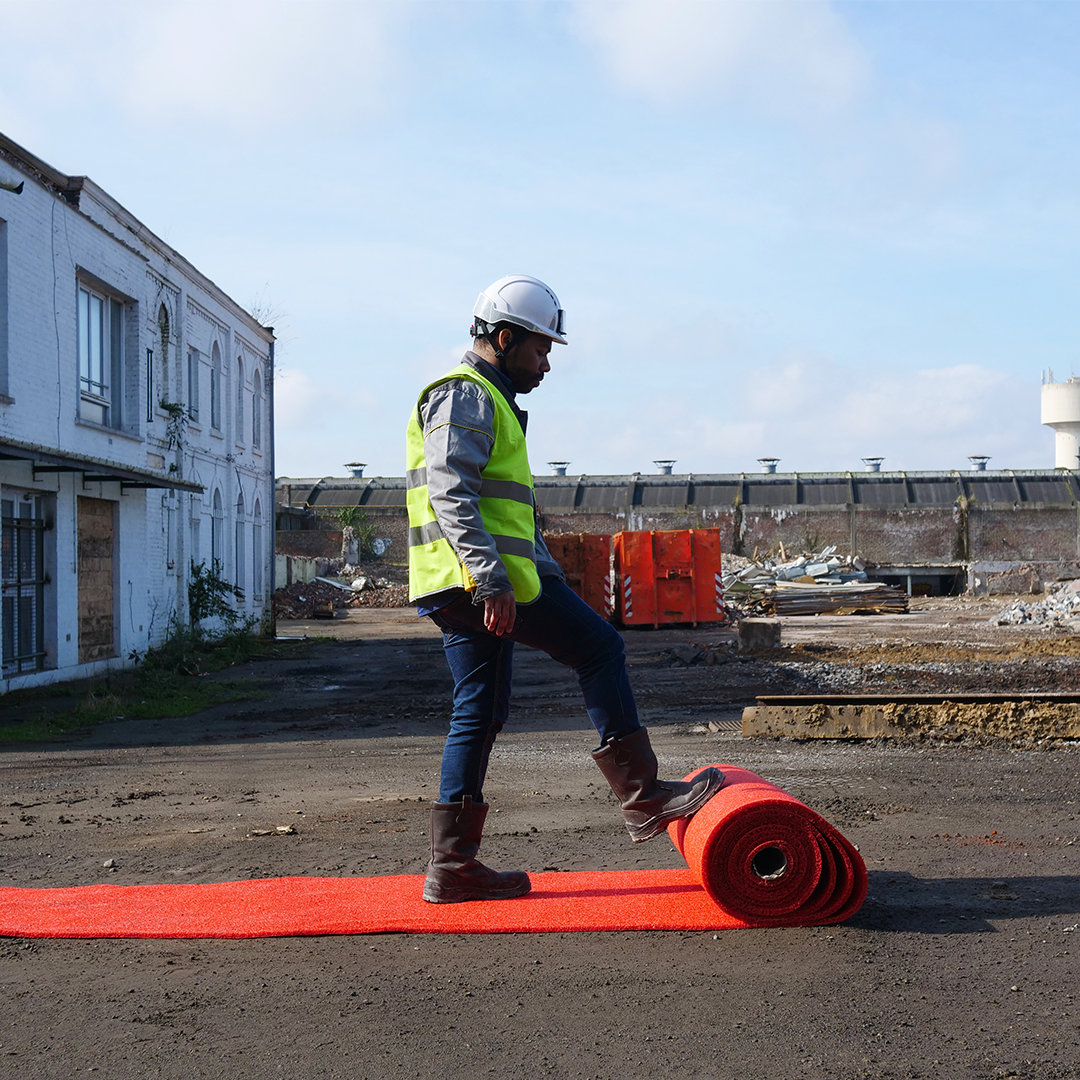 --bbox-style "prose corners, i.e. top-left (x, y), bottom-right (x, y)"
top-left (471, 275), bottom-right (567, 345)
